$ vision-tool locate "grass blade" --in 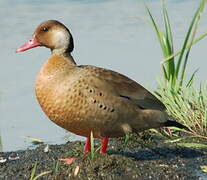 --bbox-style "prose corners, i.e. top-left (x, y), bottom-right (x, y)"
top-left (161, 31), bottom-right (207, 64)
top-left (177, 142), bottom-right (207, 148)
top-left (90, 131), bottom-right (95, 160)
top-left (30, 162), bottom-right (38, 180)
top-left (186, 68), bottom-right (199, 87)
top-left (163, 4), bottom-right (175, 80)
top-left (53, 161), bottom-right (59, 173)
top-left (146, 5), bottom-right (170, 80)
top-left (145, 6), bottom-right (163, 50)
top-left (176, 0), bottom-right (206, 85)
top-left (33, 170), bottom-right (52, 180)
top-left (180, 0), bottom-right (206, 86)
top-left (200, 166), bottom-right (207, 173)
